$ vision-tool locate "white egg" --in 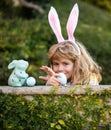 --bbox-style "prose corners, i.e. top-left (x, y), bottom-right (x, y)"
top-left (57, 73), bottom-right (67, 86)
top-left (26, 77), bottom-right (36, 87)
